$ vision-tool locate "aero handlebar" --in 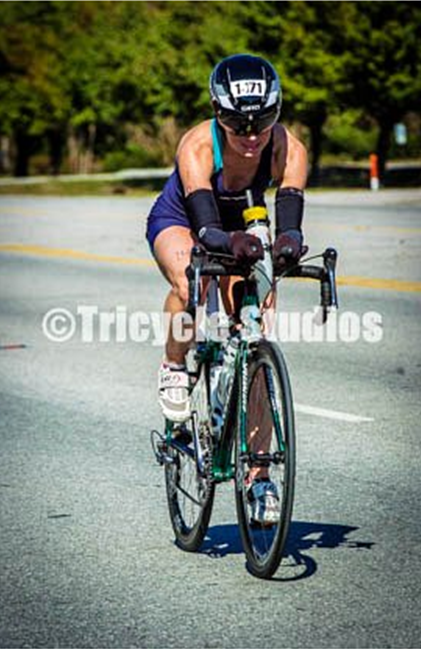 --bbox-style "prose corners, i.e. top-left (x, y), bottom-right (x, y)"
top-left (186, 245), bottom-right (339, 318)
